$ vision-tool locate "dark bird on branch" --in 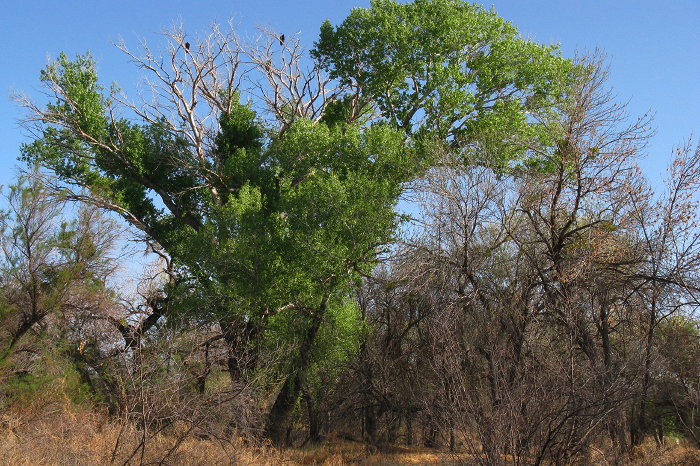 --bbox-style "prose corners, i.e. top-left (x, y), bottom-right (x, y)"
top-left (185, 42), bottom-right (190, 51)
top-left (279, 34), bottom-right (285, 46)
